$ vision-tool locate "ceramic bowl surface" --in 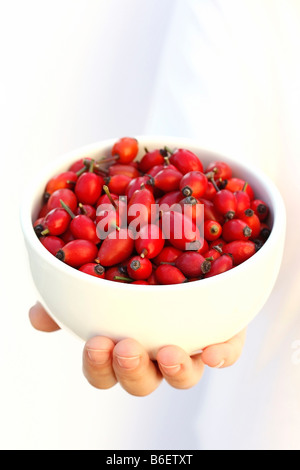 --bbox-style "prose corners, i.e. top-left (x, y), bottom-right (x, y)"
top-left (20, 136), bottom-right (286, 358)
